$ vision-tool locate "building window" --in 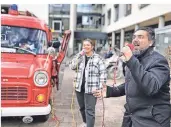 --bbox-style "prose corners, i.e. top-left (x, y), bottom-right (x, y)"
top-left (52, 20), bottom-right (62, 33)
top-left (125, 4), bottom-right (132, 16)
top-left (138, 4), bottom-right (149, 9)
top-left (124, 30), bottom-right (134, 43)
top-left (165, 21), bottom-right (171, 26)
top-left (102, 14), bottom-right (105, 25)
top-left (107, 9), bottom-right (111, 25)
top-left (114, 4), bottom-right (119, 22)
top-left (49, 4), bottom-right (70, 15)
top-left (115, 33), bottom-right (121, 49)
